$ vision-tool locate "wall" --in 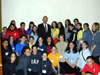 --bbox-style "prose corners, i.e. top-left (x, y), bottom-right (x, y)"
top-left (1, 0), bottom-right (100, 30)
